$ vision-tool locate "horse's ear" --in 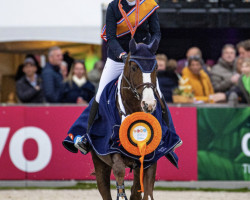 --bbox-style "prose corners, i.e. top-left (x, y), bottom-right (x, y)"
top-left (148, 39), bottom-right (159, 55)
top-left (129, 38), bottom-right (137, 54)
